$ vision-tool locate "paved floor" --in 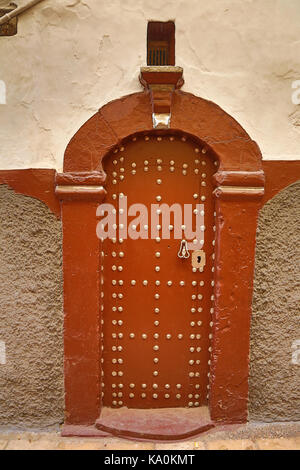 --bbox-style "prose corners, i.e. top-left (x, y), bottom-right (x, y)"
top-left (0, 421), bottom-right (299, 450)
